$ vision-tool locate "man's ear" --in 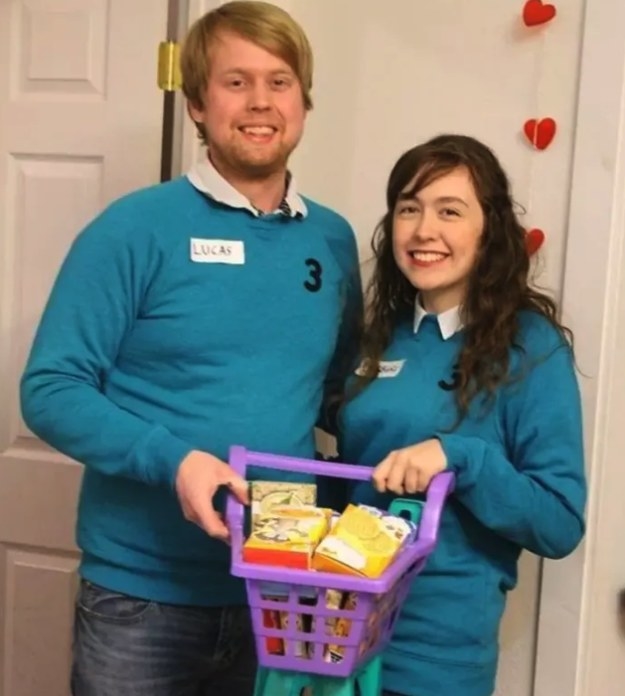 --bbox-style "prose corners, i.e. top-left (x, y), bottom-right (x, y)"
top-left (186, 99), bottom-right (204, 122)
